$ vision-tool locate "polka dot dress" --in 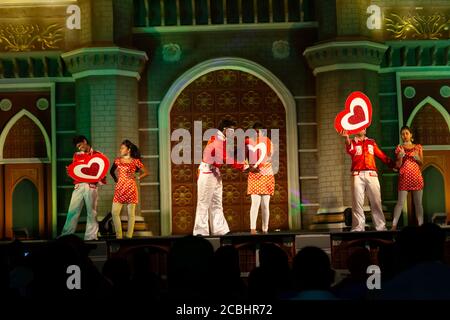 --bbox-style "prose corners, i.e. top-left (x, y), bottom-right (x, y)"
top-left (113, 158), bottom-right (144, 204)
top-left (396, 144), bottom-right (424, 191)
top-left (247, 137), bottom-right (275, 196)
